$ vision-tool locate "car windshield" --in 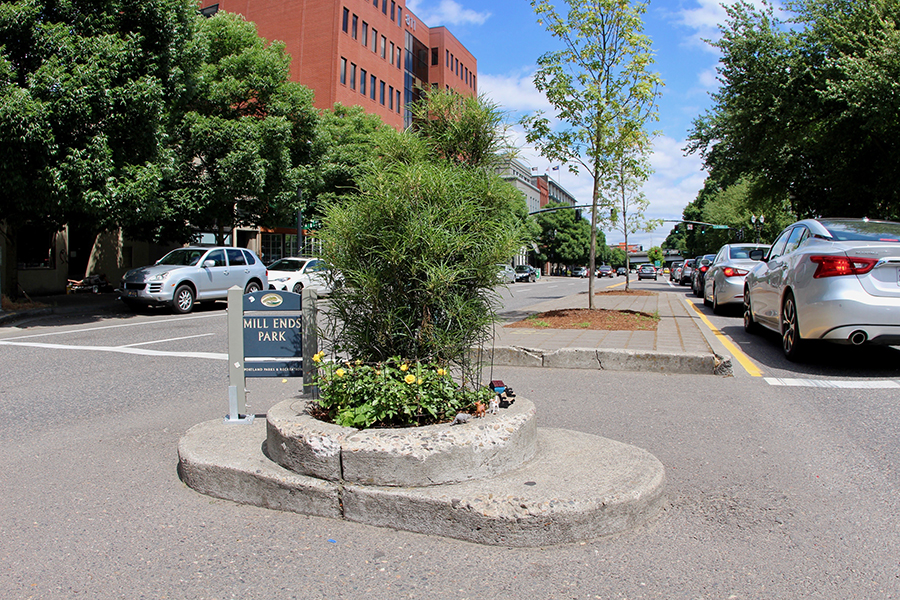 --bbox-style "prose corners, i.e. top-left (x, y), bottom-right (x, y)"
top-left (157, 249), bottom-right (206, 266)
top-left (515, 265), bottom-right (530, 272)
top-left (268, 258), bottom-right (307, 272)
top-left (728, 246), bottom-right (766, 259)
top-left (820, 219), bottom-right (900, 242)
